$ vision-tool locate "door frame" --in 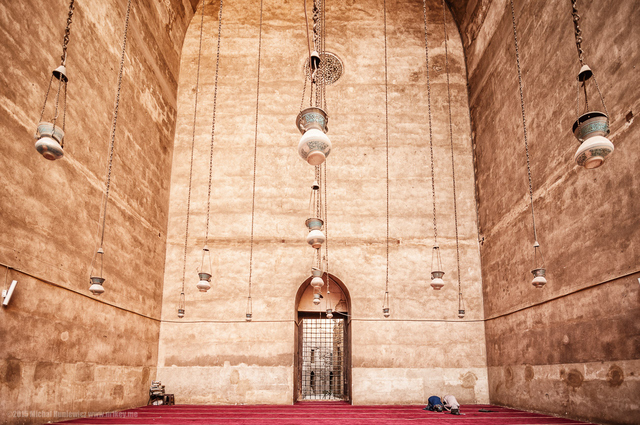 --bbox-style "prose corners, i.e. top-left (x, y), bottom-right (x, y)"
top-left (293, 273), bottom-right (351, 403)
